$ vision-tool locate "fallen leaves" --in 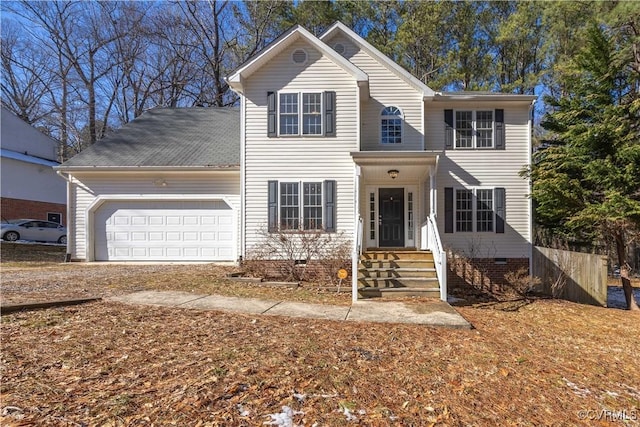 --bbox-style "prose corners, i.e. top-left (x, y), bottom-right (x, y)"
top-left (1, 299), bottom-right (639, 426)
